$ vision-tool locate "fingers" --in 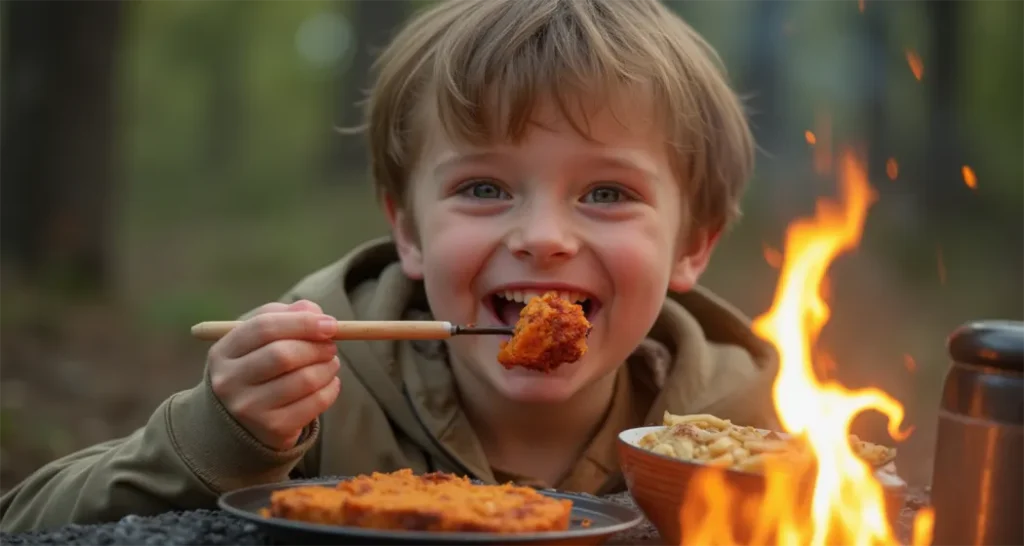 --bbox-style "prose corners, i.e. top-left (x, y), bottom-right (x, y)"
top-left (214, 310), bottom-right (337, 359)
top-left (267, 376), bottom-right (341, 434)
top-left (206, 298), bottom-right (342, 450)
top-left (240, 340), bottom-right (338, 384)
top-left (240, 357), bottom-right (340, 409)
top-left (249, 302), bottom-right (291, 316)
top-left (286, 300), bottom-right (322, 313)
top-left (248, 376), bottom-right (342, 449)
top-left (252, 300), bottom-right (321, 315)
